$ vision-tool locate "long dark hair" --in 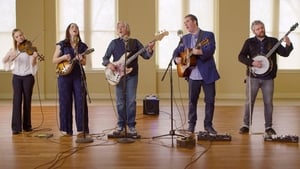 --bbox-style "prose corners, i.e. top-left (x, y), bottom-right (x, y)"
top-left (64, 23), bottom-right (82, 45)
